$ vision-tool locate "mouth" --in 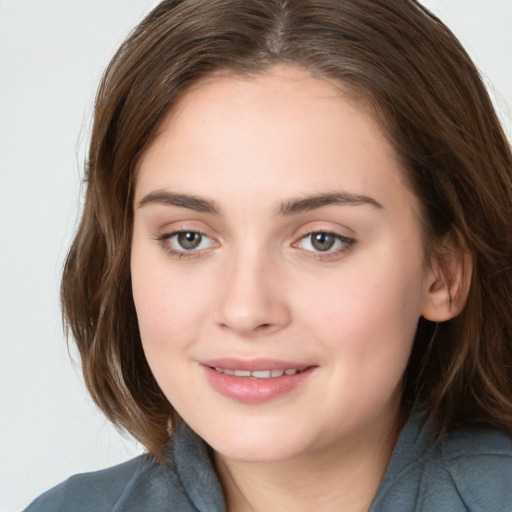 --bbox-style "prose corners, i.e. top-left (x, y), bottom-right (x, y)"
top-left (201, 359), bottom-right (315, 404)
top-left (211, 367), bottom-right (304, 379)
